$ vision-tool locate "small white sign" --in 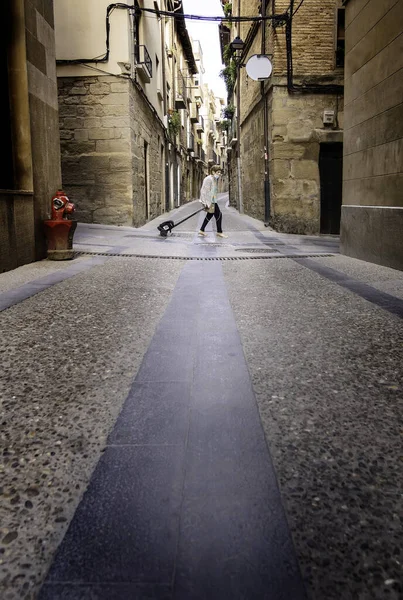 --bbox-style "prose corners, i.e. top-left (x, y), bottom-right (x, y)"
top-left (245, 55), bottom-right (273, 81)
